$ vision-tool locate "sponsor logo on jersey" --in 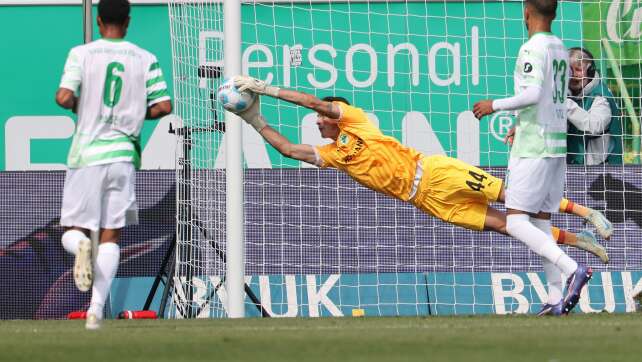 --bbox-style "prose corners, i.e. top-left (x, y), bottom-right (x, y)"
top-left (339, 133), bottom-right (350, 145)
top-left (524, 62), bottom-right (533, 73)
